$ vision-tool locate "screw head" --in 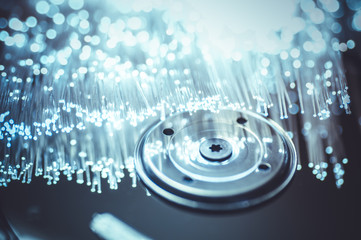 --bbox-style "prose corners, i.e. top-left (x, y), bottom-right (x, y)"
top-left (199, 138), bottom-right (232, 162)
